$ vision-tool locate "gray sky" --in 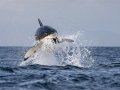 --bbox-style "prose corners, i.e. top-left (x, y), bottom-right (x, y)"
top-left (0, 0), bottom-right (120, 46)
